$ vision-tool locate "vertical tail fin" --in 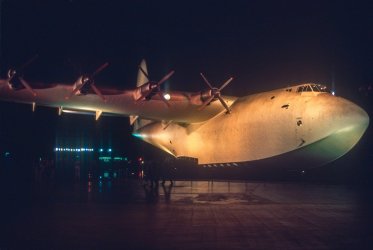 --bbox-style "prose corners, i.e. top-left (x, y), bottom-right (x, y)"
top-left (130, 59), bottom-right (152, 131)
top-left (137, 59), bottom-right (148, 87)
